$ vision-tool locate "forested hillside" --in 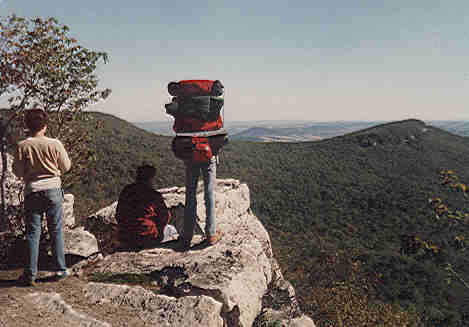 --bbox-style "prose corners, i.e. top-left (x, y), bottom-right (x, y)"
top-left (134, 119), bottom-right (469, 142)
top-left (6, 112), bottom-right (469, 326)
top-left (430, 121), bottom-right (469, 137)
top-left (219, 119), bottom-right (469, 326)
